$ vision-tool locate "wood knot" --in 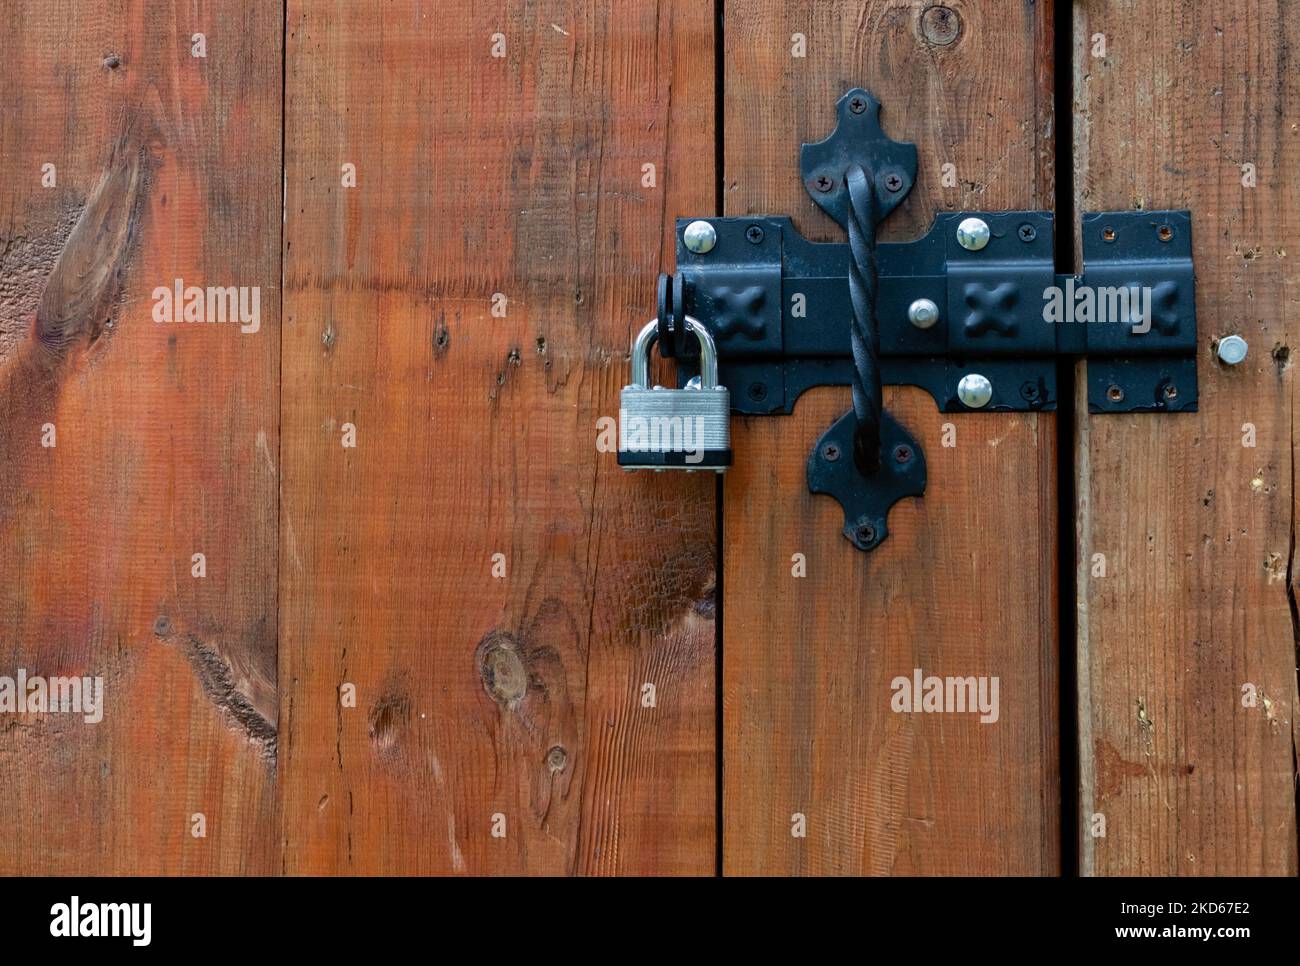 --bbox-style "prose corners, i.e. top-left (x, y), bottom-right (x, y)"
top-left (920, 5), bottom-right (962, 47)
top-left (546, 745), bottom-right (568, 772)
top-left (368, 691), bottom-right (411, 753)
top-left (476, 631), bottom-right (527, 708)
